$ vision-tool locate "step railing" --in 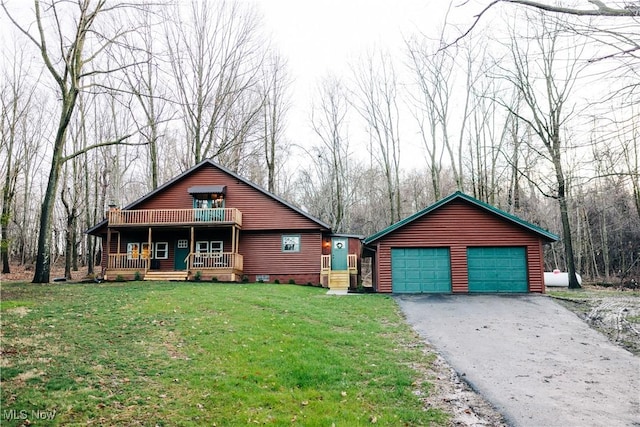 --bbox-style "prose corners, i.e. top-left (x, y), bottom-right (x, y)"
top-left (321, 255), bottom-right (331, 272)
